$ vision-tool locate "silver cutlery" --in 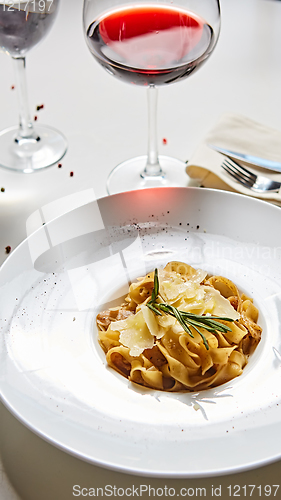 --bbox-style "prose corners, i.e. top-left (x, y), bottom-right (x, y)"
top-left (221, 157), bottom-right (281, 192)
top-left (209, 144), bottom-right (281, 173)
